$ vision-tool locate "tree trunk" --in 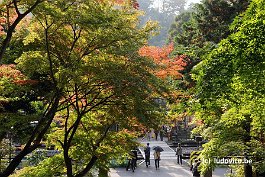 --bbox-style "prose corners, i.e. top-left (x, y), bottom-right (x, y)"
top-left (244, 163), bottom-right (252, 177)
top-left (243, 116), bottom-right (253, 177)
top-left (0, 96), bottom-right (60, 176)
top-left (75, 156), bottom-right (98, 177)
top-left (203, 169), bottom-right (212, 177)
